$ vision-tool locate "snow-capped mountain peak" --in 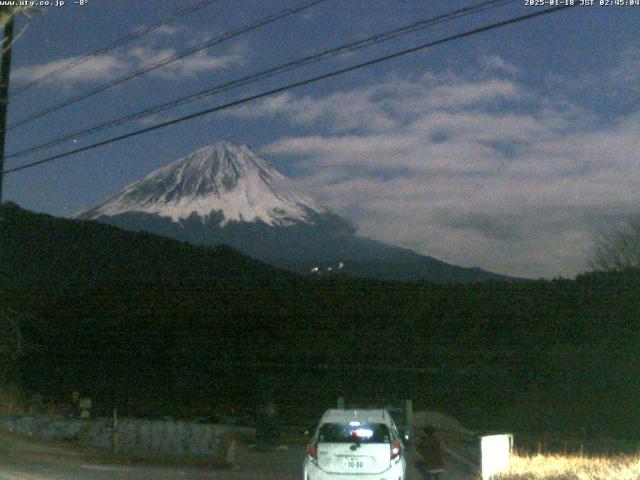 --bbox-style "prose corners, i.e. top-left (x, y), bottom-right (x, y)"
top-left (74, 141), bottom-right (325, 226)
